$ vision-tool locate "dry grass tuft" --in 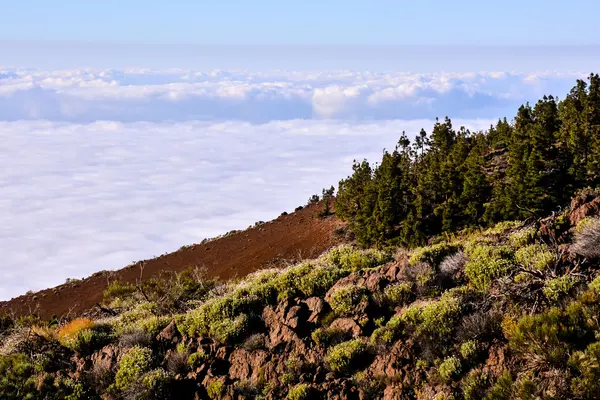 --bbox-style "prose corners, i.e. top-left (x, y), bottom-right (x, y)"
top-left (58, 318), bottom-right (95, 342)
